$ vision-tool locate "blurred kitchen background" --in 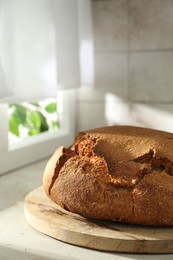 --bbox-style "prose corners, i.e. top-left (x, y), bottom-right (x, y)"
top-left (0, 0), bottom-right (173, 173)
top-left (77, 0), bottom-right (173, 133)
